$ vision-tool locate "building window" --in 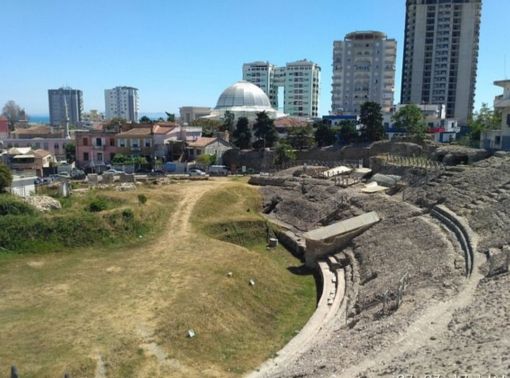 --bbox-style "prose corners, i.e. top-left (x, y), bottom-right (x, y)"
top-left (110, 138), bottom-right (115, 146)
top-left (83, 152), bottom-right (89, 161)
top-left (96, 138), bottom-right (102, 146)
top-left (83, 137), bottom-right (88, 146)
top-left (97, 152), bottom-right (103, 161)
top-left (495, 136), bottom-right (501, 145)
